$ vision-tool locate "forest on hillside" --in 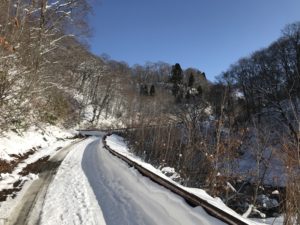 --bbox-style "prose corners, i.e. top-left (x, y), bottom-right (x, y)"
top-left (125, 23), bottom-right (300, 223)
top-left (0, 0), bottom-right (300, 224)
